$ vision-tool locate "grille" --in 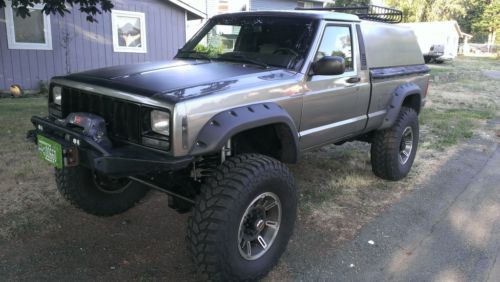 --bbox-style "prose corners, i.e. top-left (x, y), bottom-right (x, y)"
top-left (61, 87), bottom-right (142, 144)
